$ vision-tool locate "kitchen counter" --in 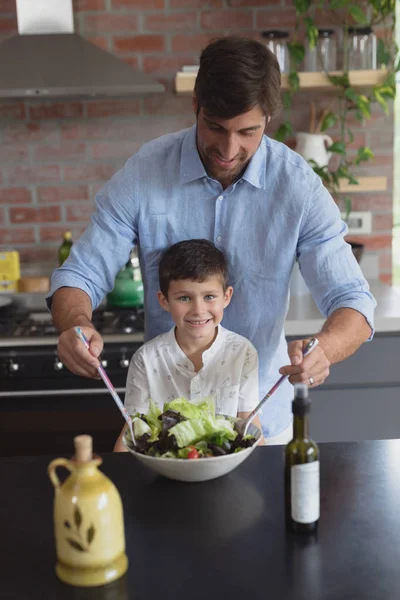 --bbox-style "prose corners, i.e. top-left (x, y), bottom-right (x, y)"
top-left (1, 441), bottom-right (400, 599)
